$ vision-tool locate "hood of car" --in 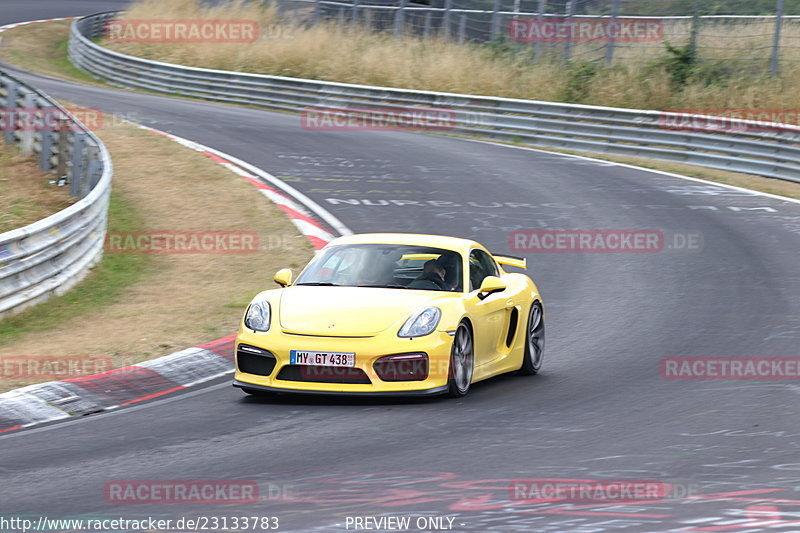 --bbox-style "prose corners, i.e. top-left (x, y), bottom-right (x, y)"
top-left (278, 286), bottom-right (450, 337)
